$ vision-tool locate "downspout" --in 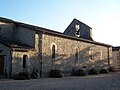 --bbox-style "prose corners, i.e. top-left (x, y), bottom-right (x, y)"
top-left (39, 31), bottom-right (44, 78)
top-left (108, 47), bottom-right (110, 66)
top-left (35, 31), bottom-right (43, 78)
